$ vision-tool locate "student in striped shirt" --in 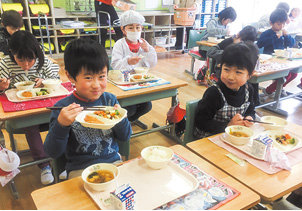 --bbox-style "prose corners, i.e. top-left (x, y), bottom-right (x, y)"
top-left (0, 30), bottom-right (59, 185)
